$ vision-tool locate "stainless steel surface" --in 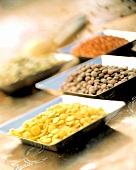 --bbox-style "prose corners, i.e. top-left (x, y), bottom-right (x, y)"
top-left (0, 104), bottom-right (136, 170)
top-left (0, 0), bottom-right (136, 170)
